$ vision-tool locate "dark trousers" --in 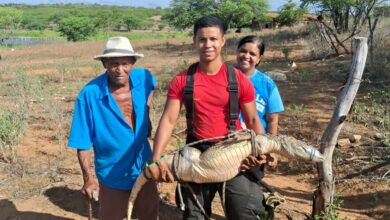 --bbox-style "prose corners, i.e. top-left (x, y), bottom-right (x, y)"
top-left (179, 134), bottom-right (266, 219)
top-left (176, 172), bottom-right (265, 220)
top-left (99, 180), bottom-right (159, 220)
